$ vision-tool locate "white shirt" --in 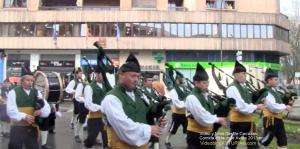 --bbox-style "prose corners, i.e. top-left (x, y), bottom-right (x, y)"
top-left (65, 79), bottom-right (78, 95)
top-left (265, 88), bottom-right (286, 113)
top-left (185, 94), bottom-right (218, 127)
top-left (84, 82), bottom-right (103, 112)
top-left (101, 93), bottom-right (151, 147)
top-left (169, 87), bottom-right (185, 109)
top-left (7, 88), bottom-right (51, 122)
top-left (226, 85), bottom-right (257, 114)
top-left (75, 83), bottom-right (85, 103)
